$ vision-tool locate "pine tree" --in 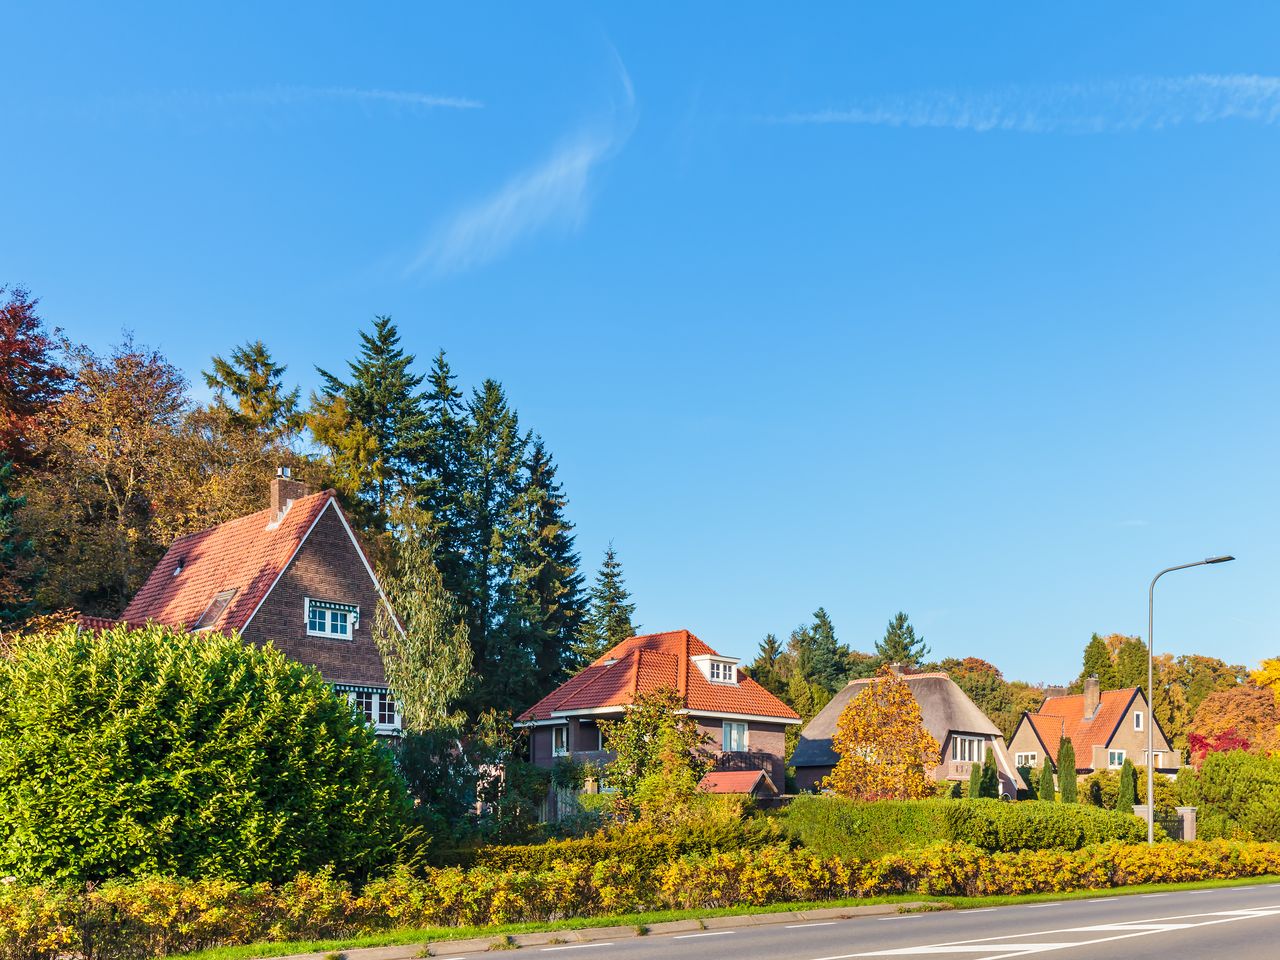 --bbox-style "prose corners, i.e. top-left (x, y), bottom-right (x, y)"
top-left (510, 438), bottom-right (584, 696)
top-left (877, 611), bottom-right (929, 667)
top-left (203, 340), bottom-right (301, 434)
top-left (315, 316), bottom-right (427, 531)
top-left (789, 608), bottom-right (849, 693)
top-left (573, 544), bottom-right (637, 666)
top-left (1057, 737), bottom-right (1078, 802)
top-left (1038, 762), bottom-right (1056, 802)
top-left (747, 633), bottom-right (787, 698)
top-left (0, 458), bottom-right (38, 624)
top-left (980, 745), bottom-right (1000, 798)
top-left (1081, 633), bottom-right (1118, 689)
top-left (1117, 758), bottom-right (1137, 813)
top-left (968, 760), bottom-right (983, 799)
